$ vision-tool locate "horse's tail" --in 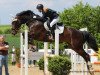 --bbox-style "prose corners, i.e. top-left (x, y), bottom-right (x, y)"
top-left (83, 31), bottom-right (99, 53)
